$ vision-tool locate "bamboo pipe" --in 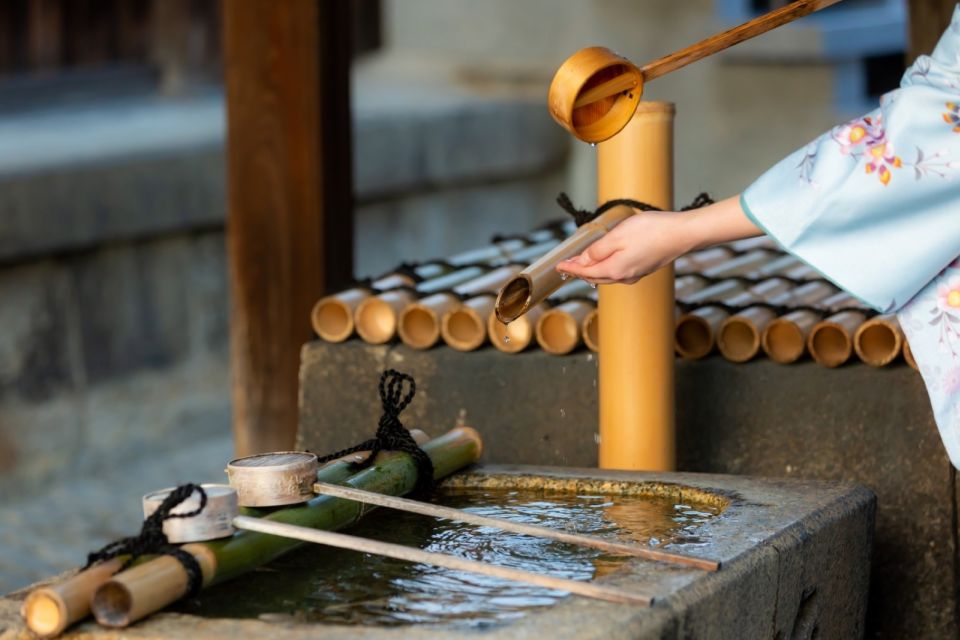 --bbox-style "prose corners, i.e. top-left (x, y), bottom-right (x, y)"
top-left (597, 103), bottom-right (675, 471)
top-left (548, 0), bottom-right (843, 142)
top-left (313, 482), bottom-right (719, 571)
top-left (760, 281), bottom-right (839, 363)
top-left (807, 293), bottom-right (864, 368)
top-left (490, 279), bottom-right (594, 354)
top-left (904, 338), bottom-right (919, 371)
top-left (401, 243), bottom-right (557, 350)
top-left (717, 279), bottom-right (831, 363)
top-left (395, 265), bottom-right (495, 349)
top-left (700, 249), bottom-right (778, 279)
top-left (854, 314), bottom-right (903, 367)
top-left (674, 246), bottom-right (734, 275)
top-left (21, 434), bottom-right (425, 639)
top-left (673, 279), bottom-right (747, 359)
top-left (233, 516), bottom-right (652, 606)
top-left (585, 274), bottom-right (712, 354)
top-left (536, 293), bottom-right (597, 355)
top-left (678, 278), bottom-right (792, 360)
top-left (312, 273), bottom-right (415, 343)
top-left (21, 559), bottom-right (125, 638)
top-left (441, 266), bottom-right (527, 352)
top-left (356, 242), bottom-right (561, 345)
top-left (90, 427), bottom-right (482, 628)
top-left (726, 235), bottom-right (778, 253)
top-left (494, 205), bottom-right (635, 324)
